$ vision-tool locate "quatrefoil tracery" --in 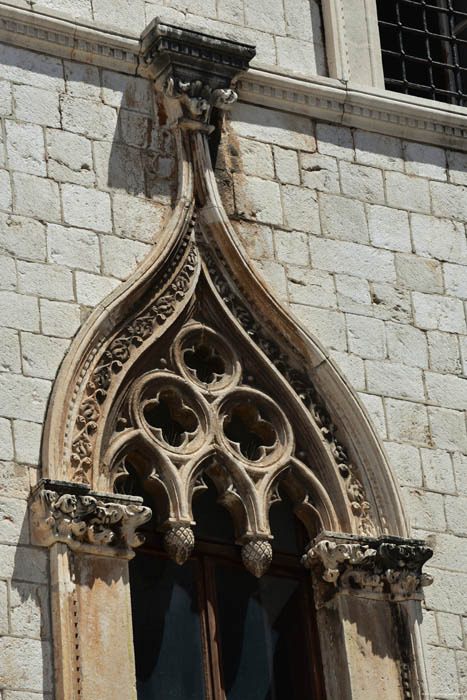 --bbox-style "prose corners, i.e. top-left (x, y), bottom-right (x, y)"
top-left (107, 322), bottom-right (326, 577)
